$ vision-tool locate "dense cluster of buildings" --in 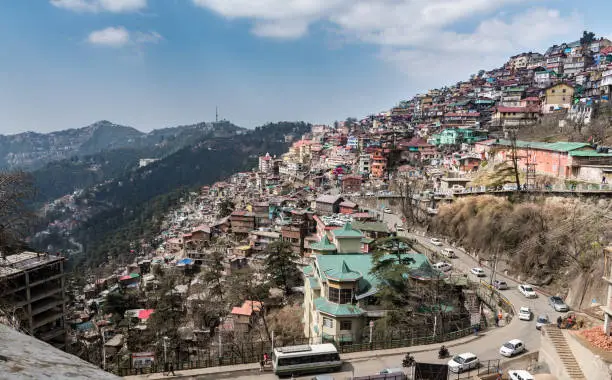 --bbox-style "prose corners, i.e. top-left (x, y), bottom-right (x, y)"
top-left (3, 35), bottom-right (612, 374)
